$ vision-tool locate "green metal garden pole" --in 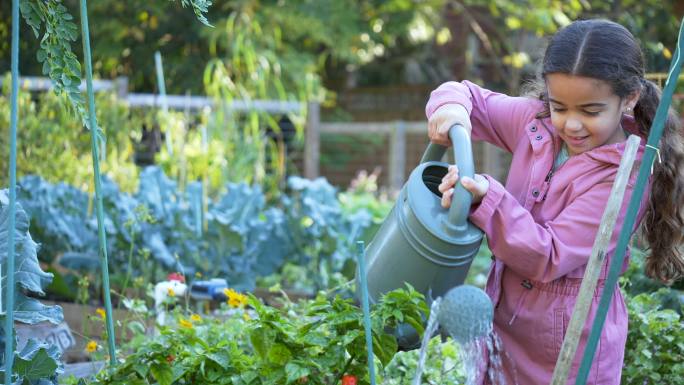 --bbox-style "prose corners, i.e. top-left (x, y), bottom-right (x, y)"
top-left (575, 19), bottom-right (684, 385)
top-left (3, 0), bottom-right (20, 382)
top-left (79, 0), bottom-right (117, 366)
top-left (155, 51), bottom-right (173, 155)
